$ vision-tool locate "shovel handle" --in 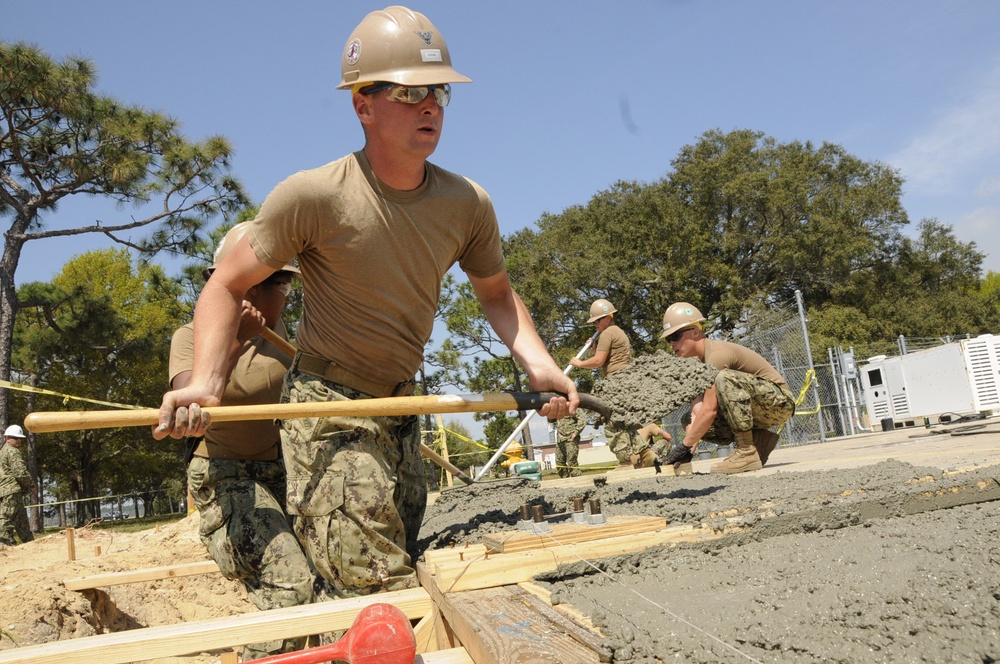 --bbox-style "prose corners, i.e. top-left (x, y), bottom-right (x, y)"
top-left (24, 392), bottom-right (609, 434)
